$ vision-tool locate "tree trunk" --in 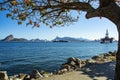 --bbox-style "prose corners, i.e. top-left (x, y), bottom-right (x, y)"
top-left (115, 26), bottom-right (120, 80)
top-left (86, 0), bottom-right (120, 79)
